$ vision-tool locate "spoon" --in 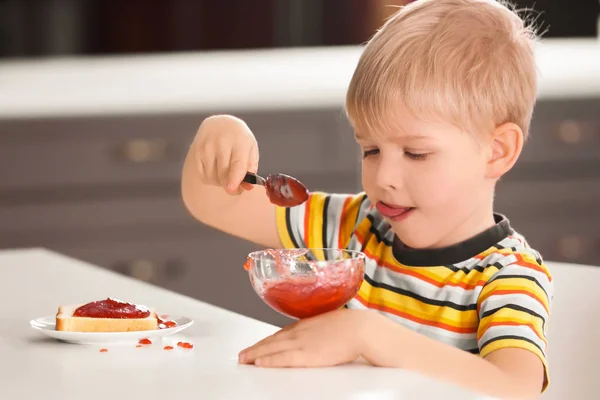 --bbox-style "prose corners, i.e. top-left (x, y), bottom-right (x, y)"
top-left (242, 172), bottom-right (309, 207)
